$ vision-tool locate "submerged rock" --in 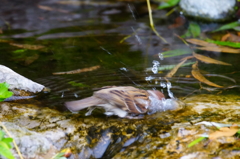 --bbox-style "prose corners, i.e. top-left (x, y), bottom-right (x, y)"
top-left (179, 0), bottom-right (236, 21)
